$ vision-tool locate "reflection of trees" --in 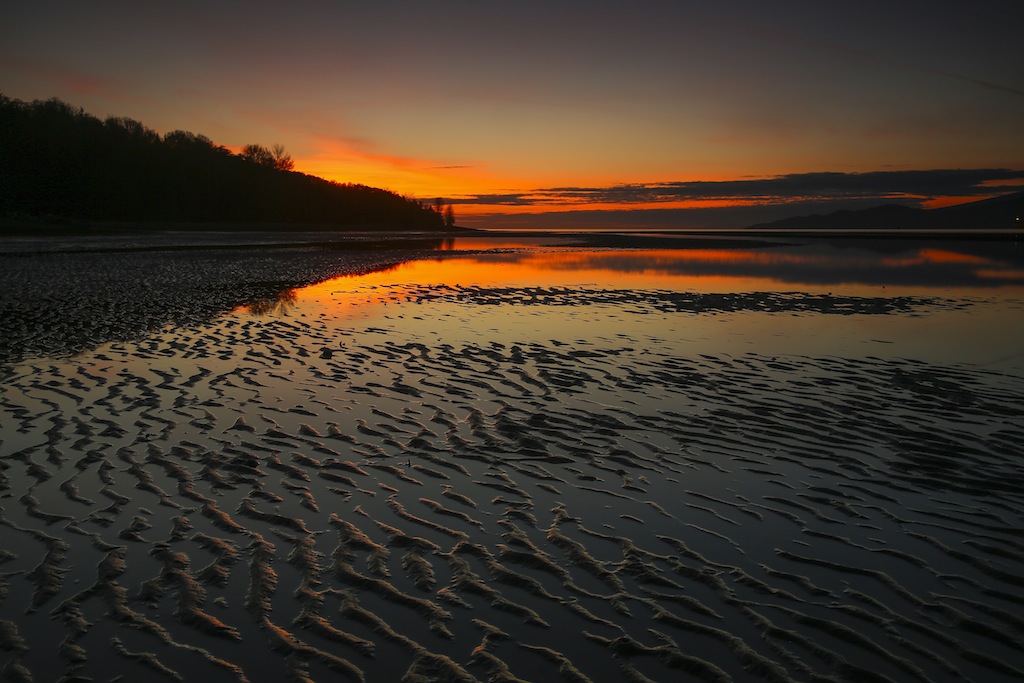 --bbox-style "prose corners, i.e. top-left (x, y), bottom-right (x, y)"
top-left (245, 288), bottom-right (298, 316)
